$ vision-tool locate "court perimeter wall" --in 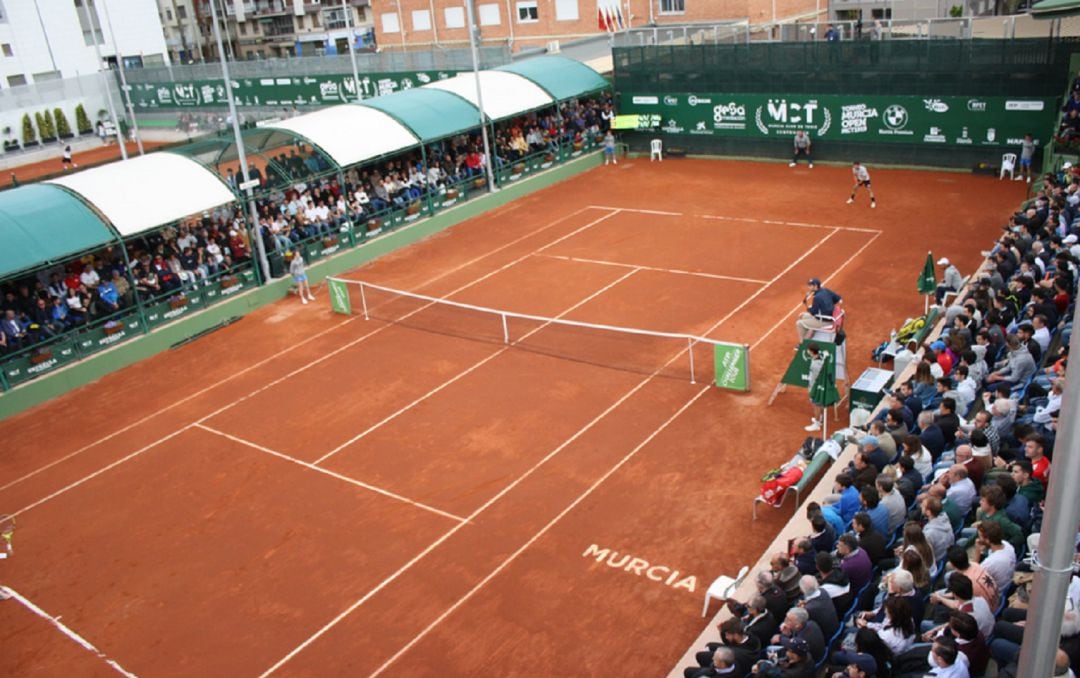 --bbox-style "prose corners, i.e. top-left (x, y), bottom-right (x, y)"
top-left (615, 38), bottom-right (1078, 168)
top-left (0, 151), bottom-right (602, 423)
